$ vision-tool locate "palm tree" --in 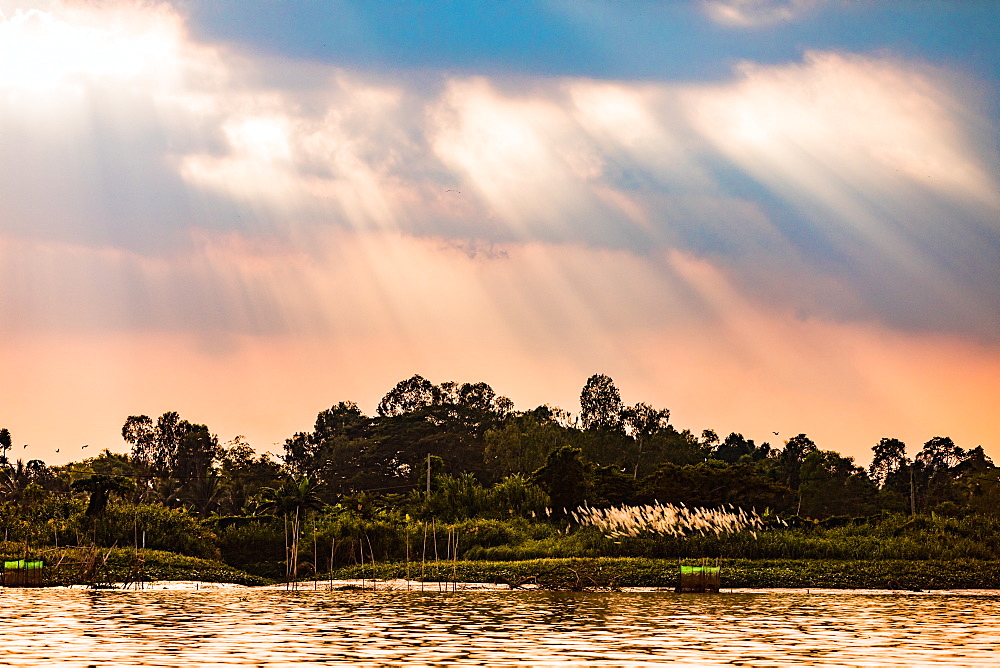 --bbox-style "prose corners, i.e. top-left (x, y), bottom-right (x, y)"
top-left (0, 460), bottom-right (31, 503)
top-left (258, 477), bottom-right (324, 517)
top-left (180, 473), bottom-right (224, 517)
top-left (258, 478), bottom-right (325, 585)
